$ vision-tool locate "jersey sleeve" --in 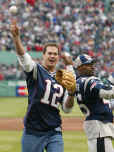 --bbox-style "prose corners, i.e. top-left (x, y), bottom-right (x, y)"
top-left (84, 77), bottom-right (114, 99)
